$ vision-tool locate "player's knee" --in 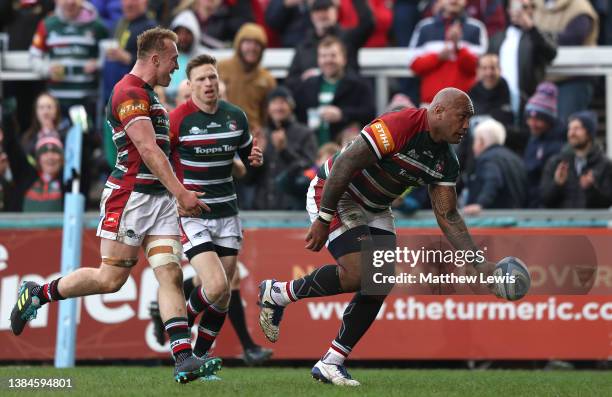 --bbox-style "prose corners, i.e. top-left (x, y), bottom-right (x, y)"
top-left (206, 274), bottom-right (230, 302)
top-left (338, 267), bottom-right (361, 292)
top-left (145, 239), bottom-right (182, 270)
top-left (99, 272), bottom-right (127, 293)
top-left (156, 264), bottom-right (184, 288)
